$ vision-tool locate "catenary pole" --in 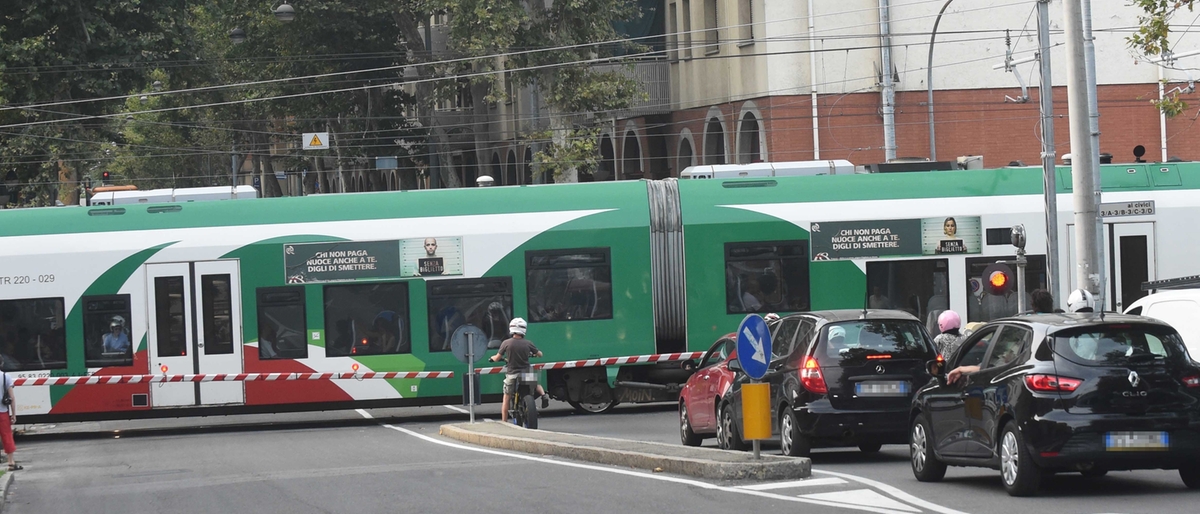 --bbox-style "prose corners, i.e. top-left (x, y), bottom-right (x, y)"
top-left (879, 0), bottom-right (897, 161)
top-left (1082, 0), bottom-right (1106, 311)
top-left (1064, 0), bottom-right (1102, 301)
top-left (1036, 0), bottom-right (1059, 307)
